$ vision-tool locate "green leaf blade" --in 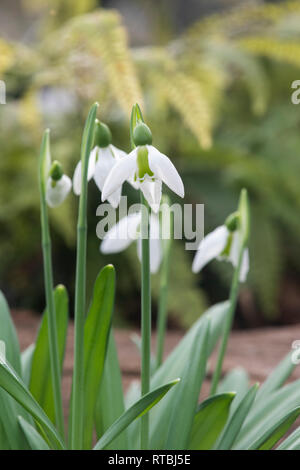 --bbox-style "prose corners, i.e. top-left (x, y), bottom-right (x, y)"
top-left (188, 393), bottom-right (235, 450)
top-left (82, 264), bottom-right (116, 449)
top-left (94, 379), bottom-right (180, 450)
